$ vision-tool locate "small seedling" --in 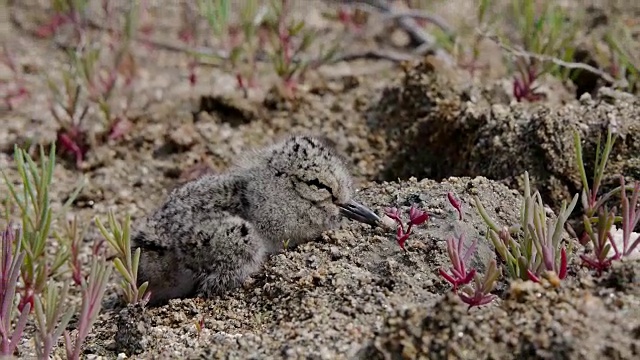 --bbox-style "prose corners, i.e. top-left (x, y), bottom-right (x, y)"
top-left (41, 1), bottom-right (142, 168)
top-left (601, 21), bottom-right (640, 92)
top-left (54, 215), bottom-right (86, 286)
top-left (33, 0), bottom-right (90, 39)
top-left (63, 256), bottom-right (112, 360)
top-left (439, 192), bottom-right (500, 308)
top-left (1, 142), bottom-right (110, 358)
top-left (617, 177), bottom-right (640, 257)
top-left (458, 259), bottom-right (501, 309)
top-left (1, 144), bottom-right (82, 312)
top-left (33, 281), bottom-right (75, 359)
top-left (506, 0), bottom-right (579, 102)
top-left (195, 314), bottom-right (206, 340)
top-left (513, 64), bottom-right (544, 102)
top-left (0, 224), bottom-right (31, 356)
top-left (193, 0), bottom-right (338, 97)
top-left (384, 205), bottom-right (429, 251)
top-left (580, 176), bottom-right (640, 273)
top-left (573, 128), bottom-right (617, 220)
top-left (579, 205), bottom-right (618, 273)
top-left (189, 0), bottom-right (262, 94)
top-left (262, 0), bottom-right (339, 97)
top-left (438, 234), bottom-right (477, 292)
top-left (573, 127), bottom-right (640, 272)
top-left (475, 171), bottom-right (577, 284)
top-left (426, 0), bottom-right (492, 76)
top-left (96, 211), bottom-right (149, 304)
top-left (447, 192), bottom-right (463, 220)
top-left (440, 193), bottom-right (475, 290)
top-left (178, 2), bottom-right (200, 87)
